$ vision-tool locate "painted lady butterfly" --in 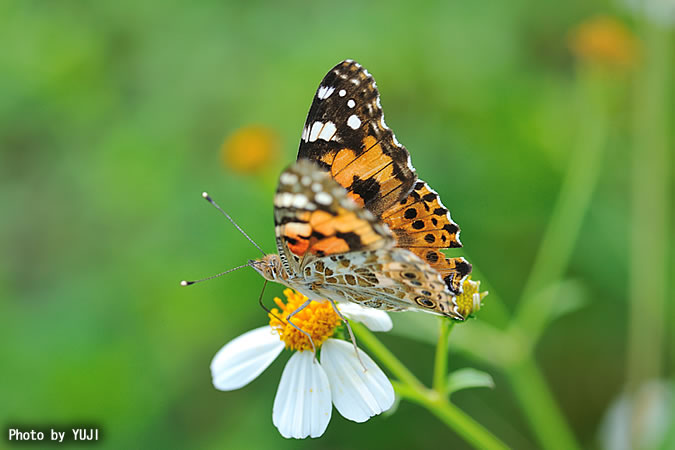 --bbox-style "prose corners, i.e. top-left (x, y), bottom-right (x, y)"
top-left (251, 60), bottom-right (472, 320)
